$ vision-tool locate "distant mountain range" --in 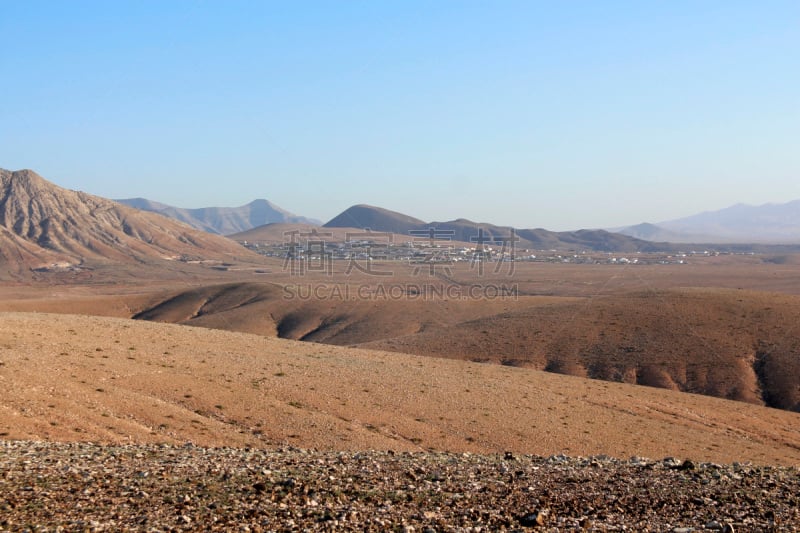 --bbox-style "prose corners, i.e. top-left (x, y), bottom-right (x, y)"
top-left (117, 198), bottom-right (321, 235)
top-left (324, 204), bottom-right (668, 252)
top-left (0, 168), bottom-right (258, 278)
top-left (615, 201), bottom-right (800, 244)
